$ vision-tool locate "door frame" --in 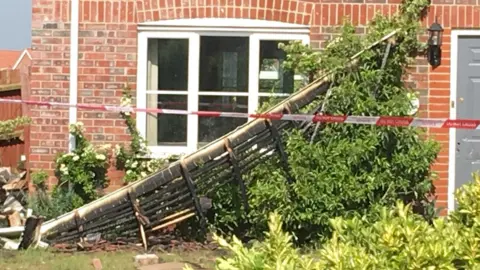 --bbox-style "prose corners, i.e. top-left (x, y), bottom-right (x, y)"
top-left (448, 30), bottom-right (480, 212)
